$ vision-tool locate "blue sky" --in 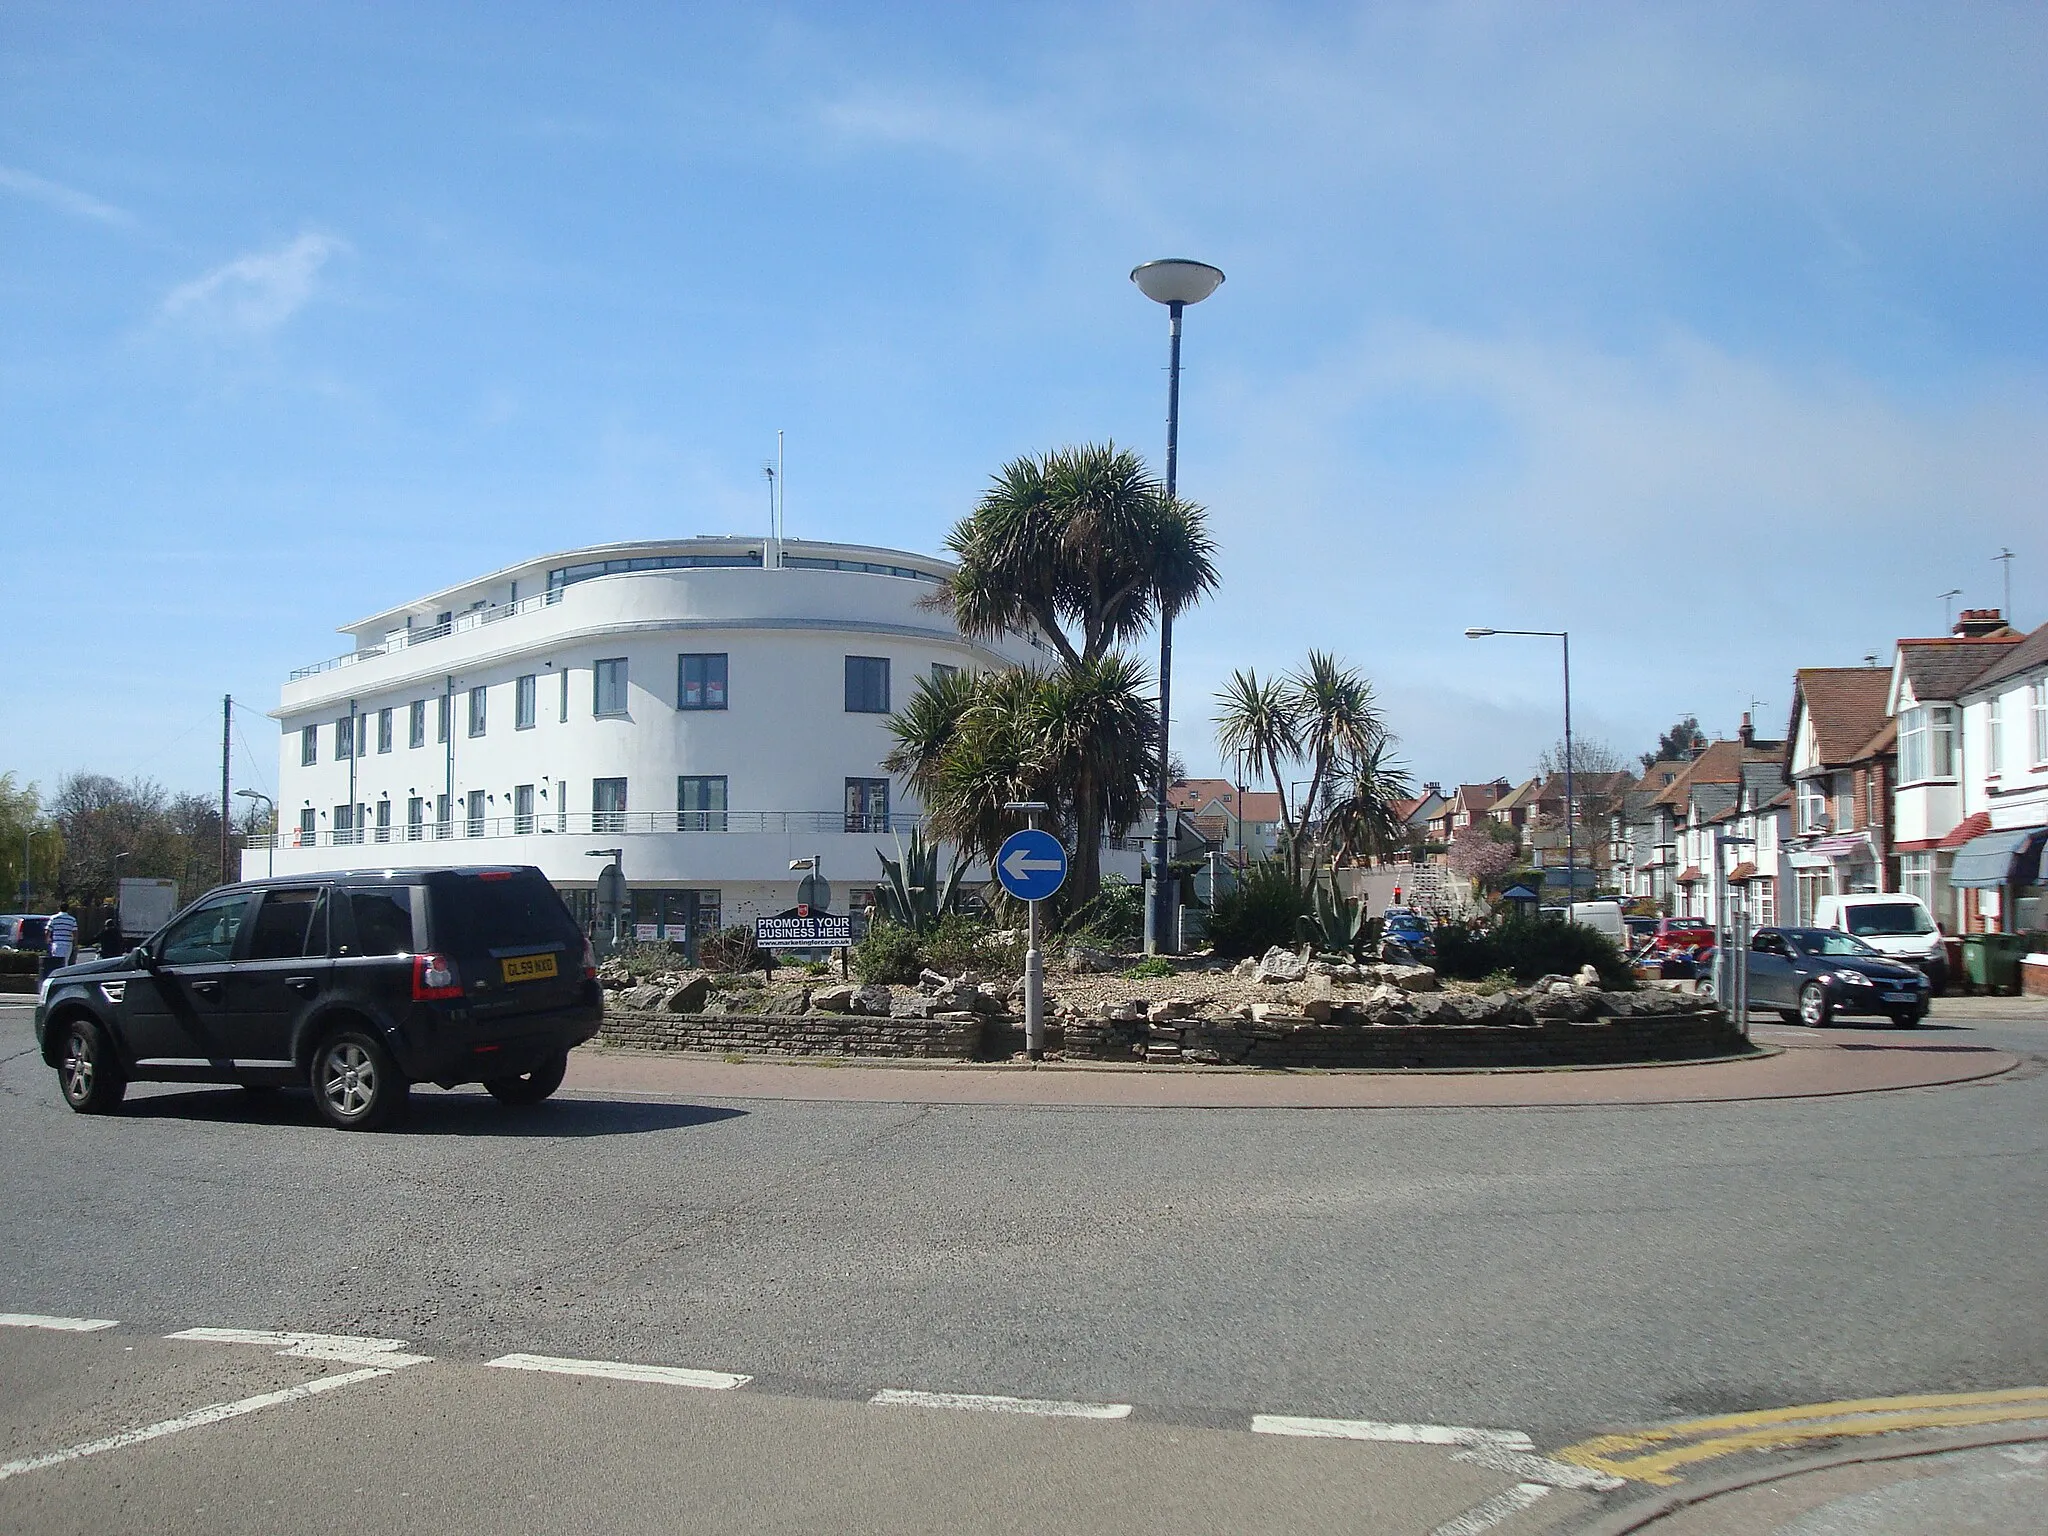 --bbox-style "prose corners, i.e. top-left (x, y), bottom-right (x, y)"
top-left (4, 1), bottom-right (2044, 810)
